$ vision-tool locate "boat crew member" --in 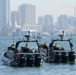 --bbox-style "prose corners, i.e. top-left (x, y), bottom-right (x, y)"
top-left (25, 44), bottom-right (29, 49)
top-left (23, 44), bottom-right (32, 53)
top-left (11, 44), bottom-right (18, 54)
top-left (44, 42), bottom-right (48, 47)
top-left (43, 42), bottom-right (47, 45)
top-left (42, 42), bottom-right (48, 56)
top-left (41, 42), bottom-right (48, 49)
top-left (54, 43), bottom-right (60, 50)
